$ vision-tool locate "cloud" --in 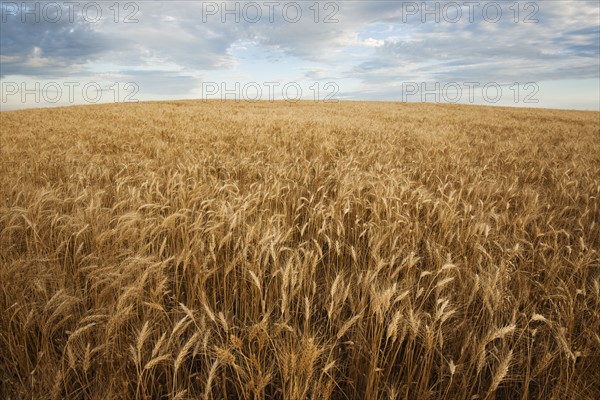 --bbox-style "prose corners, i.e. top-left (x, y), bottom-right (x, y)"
top-left (0, 2), bottom-right (117, 77)
top-left (115, 70), bottom-right (202, 96)
top-left (1, 1), bottom-right (598, 109)
top-left (348, 1), bottom-right (600, 87)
